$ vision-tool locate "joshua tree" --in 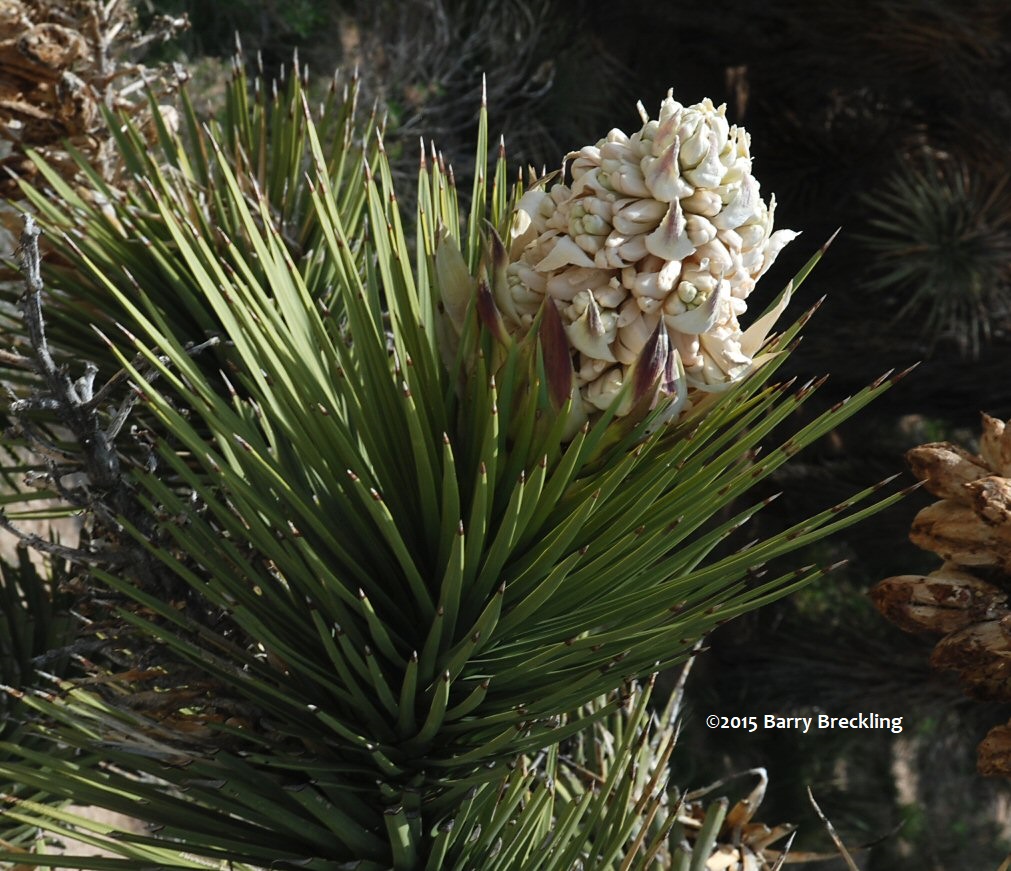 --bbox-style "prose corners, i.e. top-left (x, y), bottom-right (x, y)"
top-left (0, 48), bottom-right (909, 869)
